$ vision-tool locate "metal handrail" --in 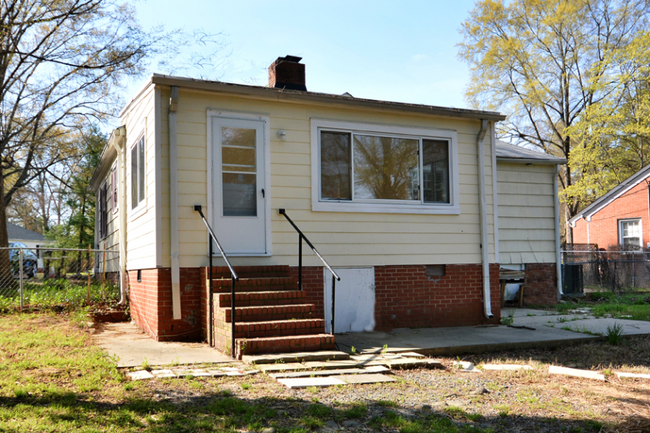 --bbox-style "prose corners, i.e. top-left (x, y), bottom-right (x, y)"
top-left (193, 205), bottom-right (239, 359)
top-left (278, 208), bottom-right (340, 333)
